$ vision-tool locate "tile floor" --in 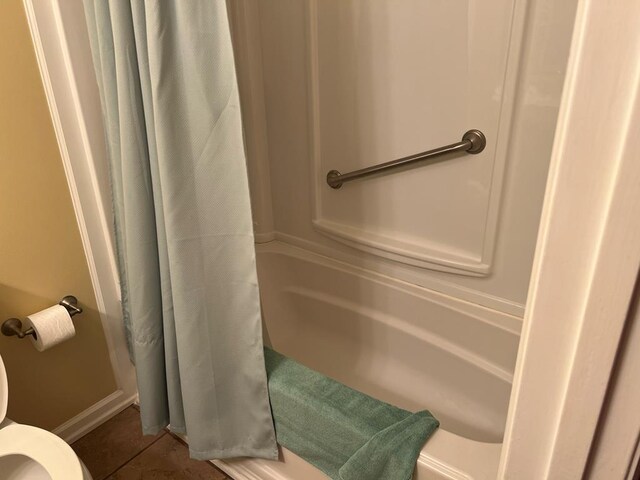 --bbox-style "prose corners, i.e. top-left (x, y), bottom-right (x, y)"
top-left (72, 405), bottom-right (232, 480)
